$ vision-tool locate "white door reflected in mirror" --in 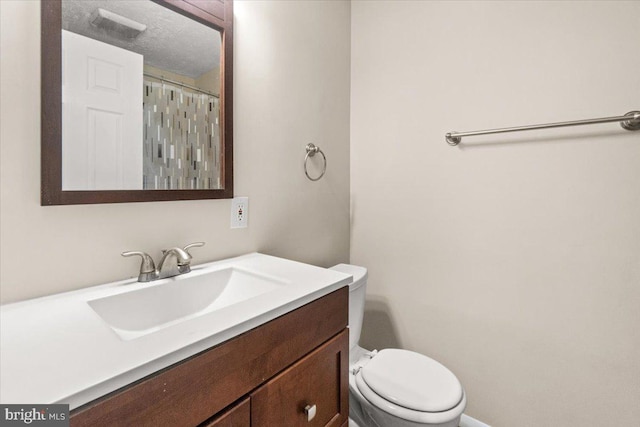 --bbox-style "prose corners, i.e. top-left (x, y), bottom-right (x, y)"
top-left (62, 30), bottom-right (143, 190)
